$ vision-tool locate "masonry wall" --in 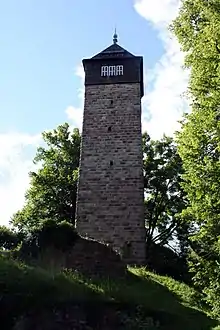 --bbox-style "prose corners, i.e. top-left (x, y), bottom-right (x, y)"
top-left (75, 83), bottom-right (146, 265)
